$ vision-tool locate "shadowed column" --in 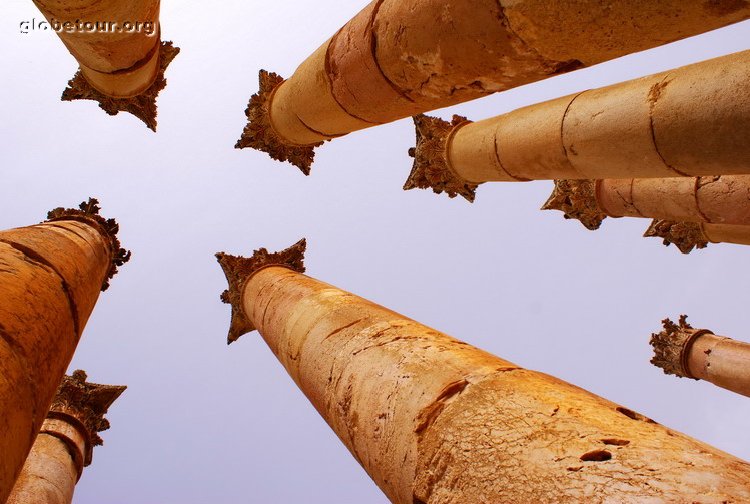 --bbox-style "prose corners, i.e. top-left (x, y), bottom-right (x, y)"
top-left (0, 198), bottom-right (130, 502)
top-left (406, 50), bottom-right (750, 201)
top-left (217, 240), bottom-right (750, 504)
top-left (651, 316), bottom-right (750, 398)
top-left (31, 0), bottom-right (179, 130)
top-left (6, 371), bottom-right (125, 504)
top-left (236, 1), bottom-right (750, 174)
